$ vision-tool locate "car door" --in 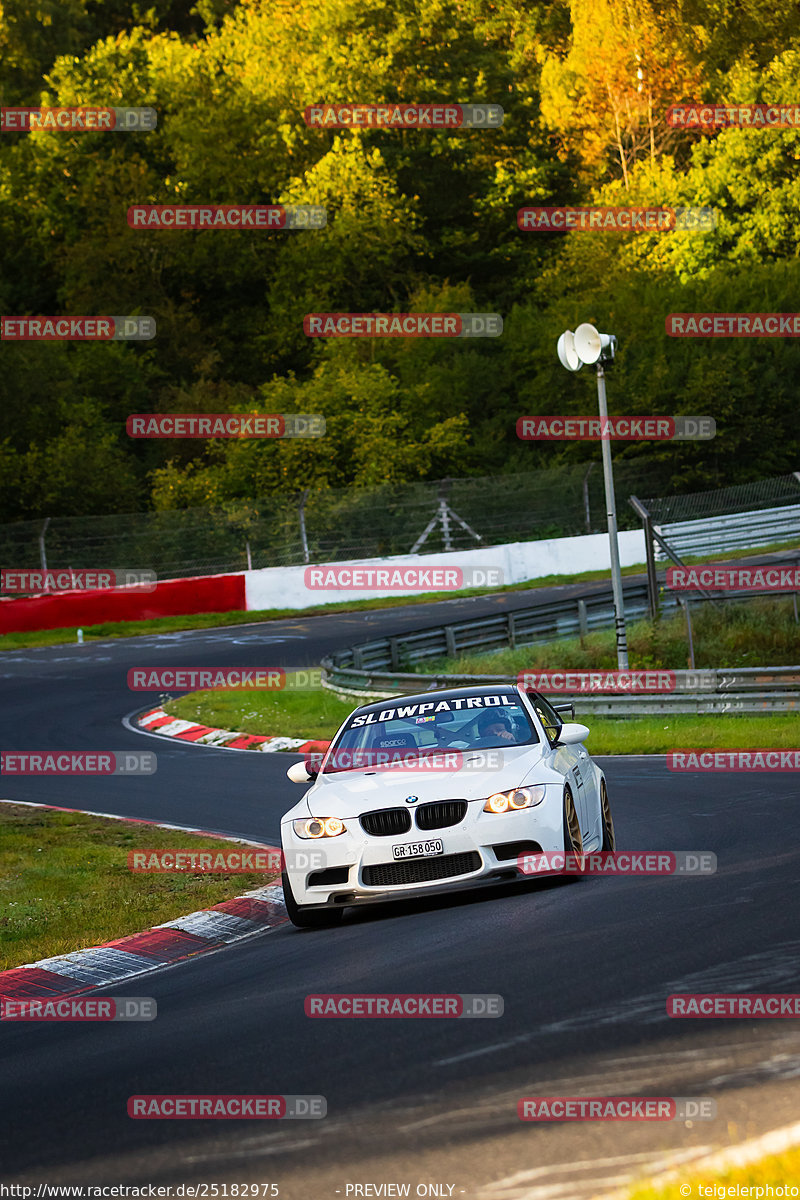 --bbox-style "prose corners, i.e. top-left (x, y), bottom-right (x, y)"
top-left (526, 692), bottom-right (593, 841)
